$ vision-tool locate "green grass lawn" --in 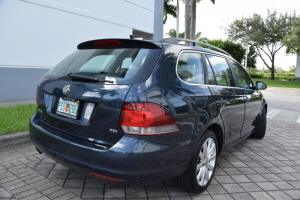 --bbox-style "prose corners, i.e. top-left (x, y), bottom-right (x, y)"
top-left (252, 78), bottom-right (300, 88)
top-left (0, 104), bottom-right (36, 136)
